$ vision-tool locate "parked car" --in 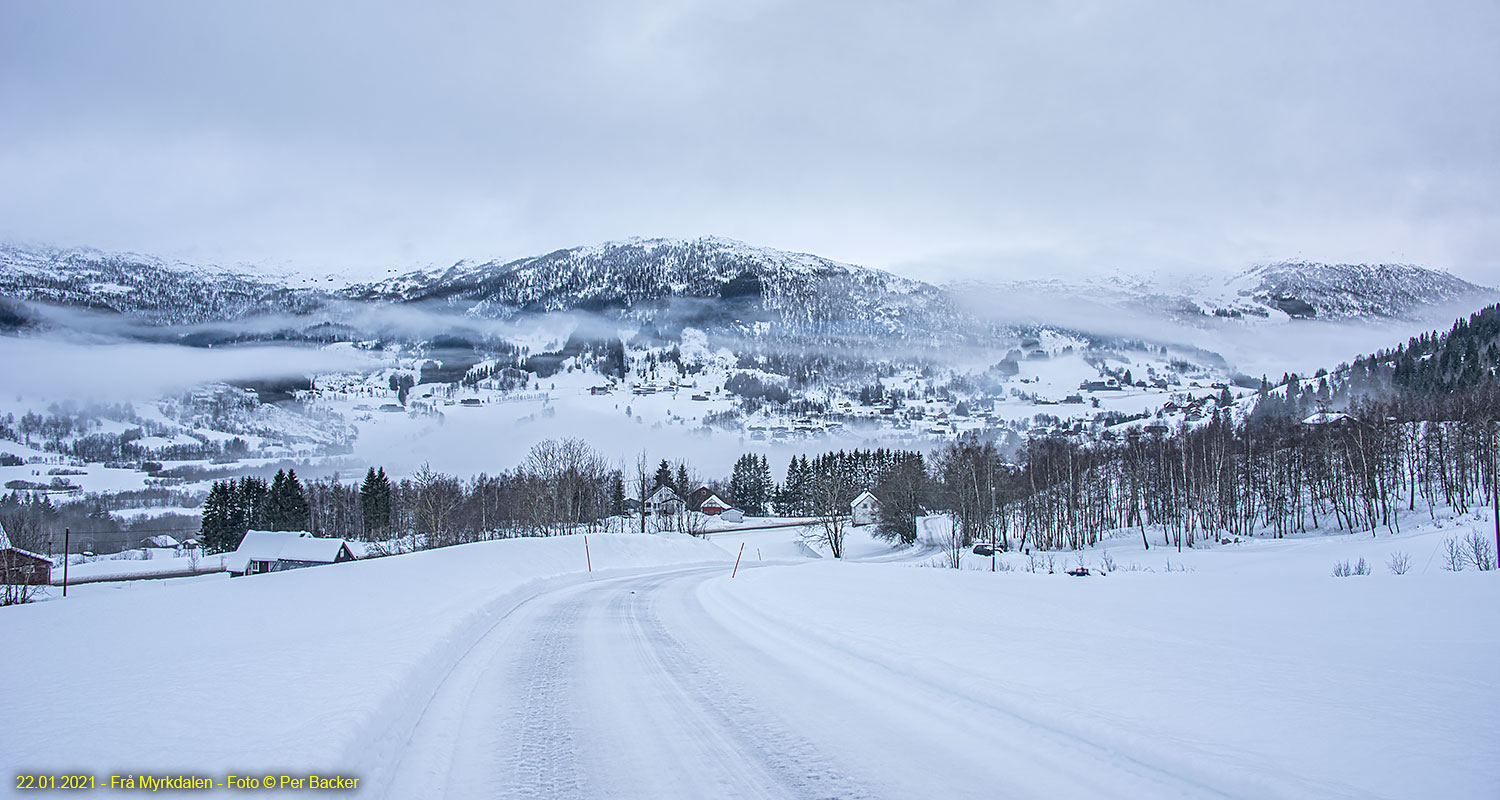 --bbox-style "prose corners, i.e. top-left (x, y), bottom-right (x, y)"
top-left (971, 544), bottom-right (995, 557)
